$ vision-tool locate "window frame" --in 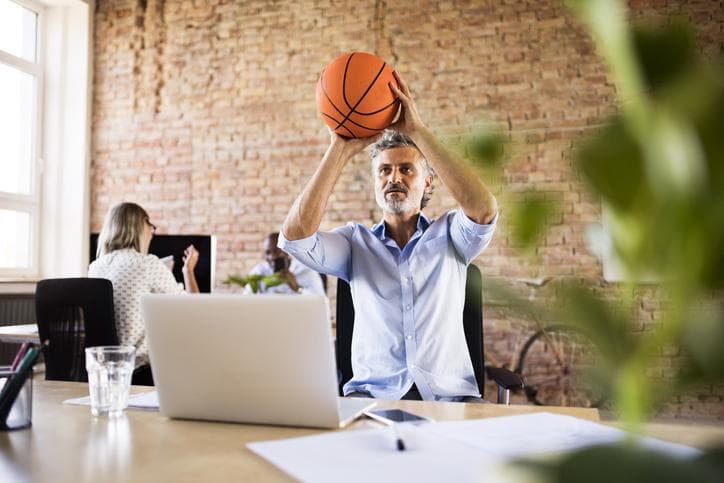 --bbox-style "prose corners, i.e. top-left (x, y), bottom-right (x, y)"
top-left (0, 0), bottom-right (45, 279)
